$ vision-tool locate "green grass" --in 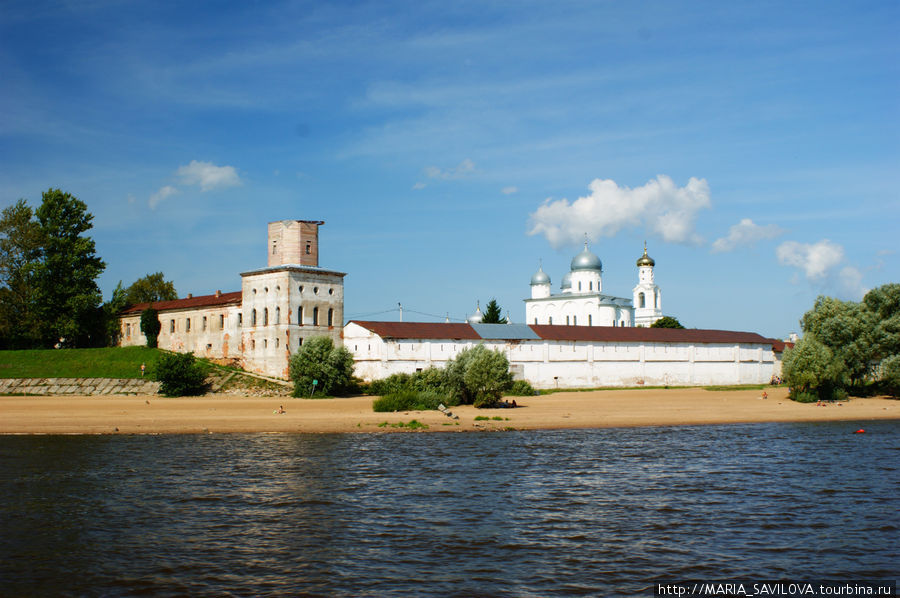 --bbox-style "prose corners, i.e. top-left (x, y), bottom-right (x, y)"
top-left (377, 419), bottom-right (429, 430)
top-left (702, 384), bottom-right (767, 391)
top-left (0, 347), bottom-right (162, 379)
